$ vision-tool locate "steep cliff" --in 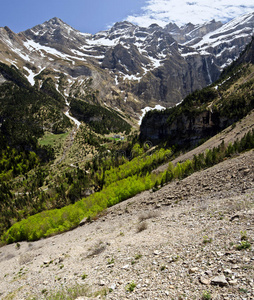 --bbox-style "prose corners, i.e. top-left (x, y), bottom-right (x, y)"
top-left (140, 88), bottom-right (225, 145)
top-left (140, 39), bottom-right (254, 146)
